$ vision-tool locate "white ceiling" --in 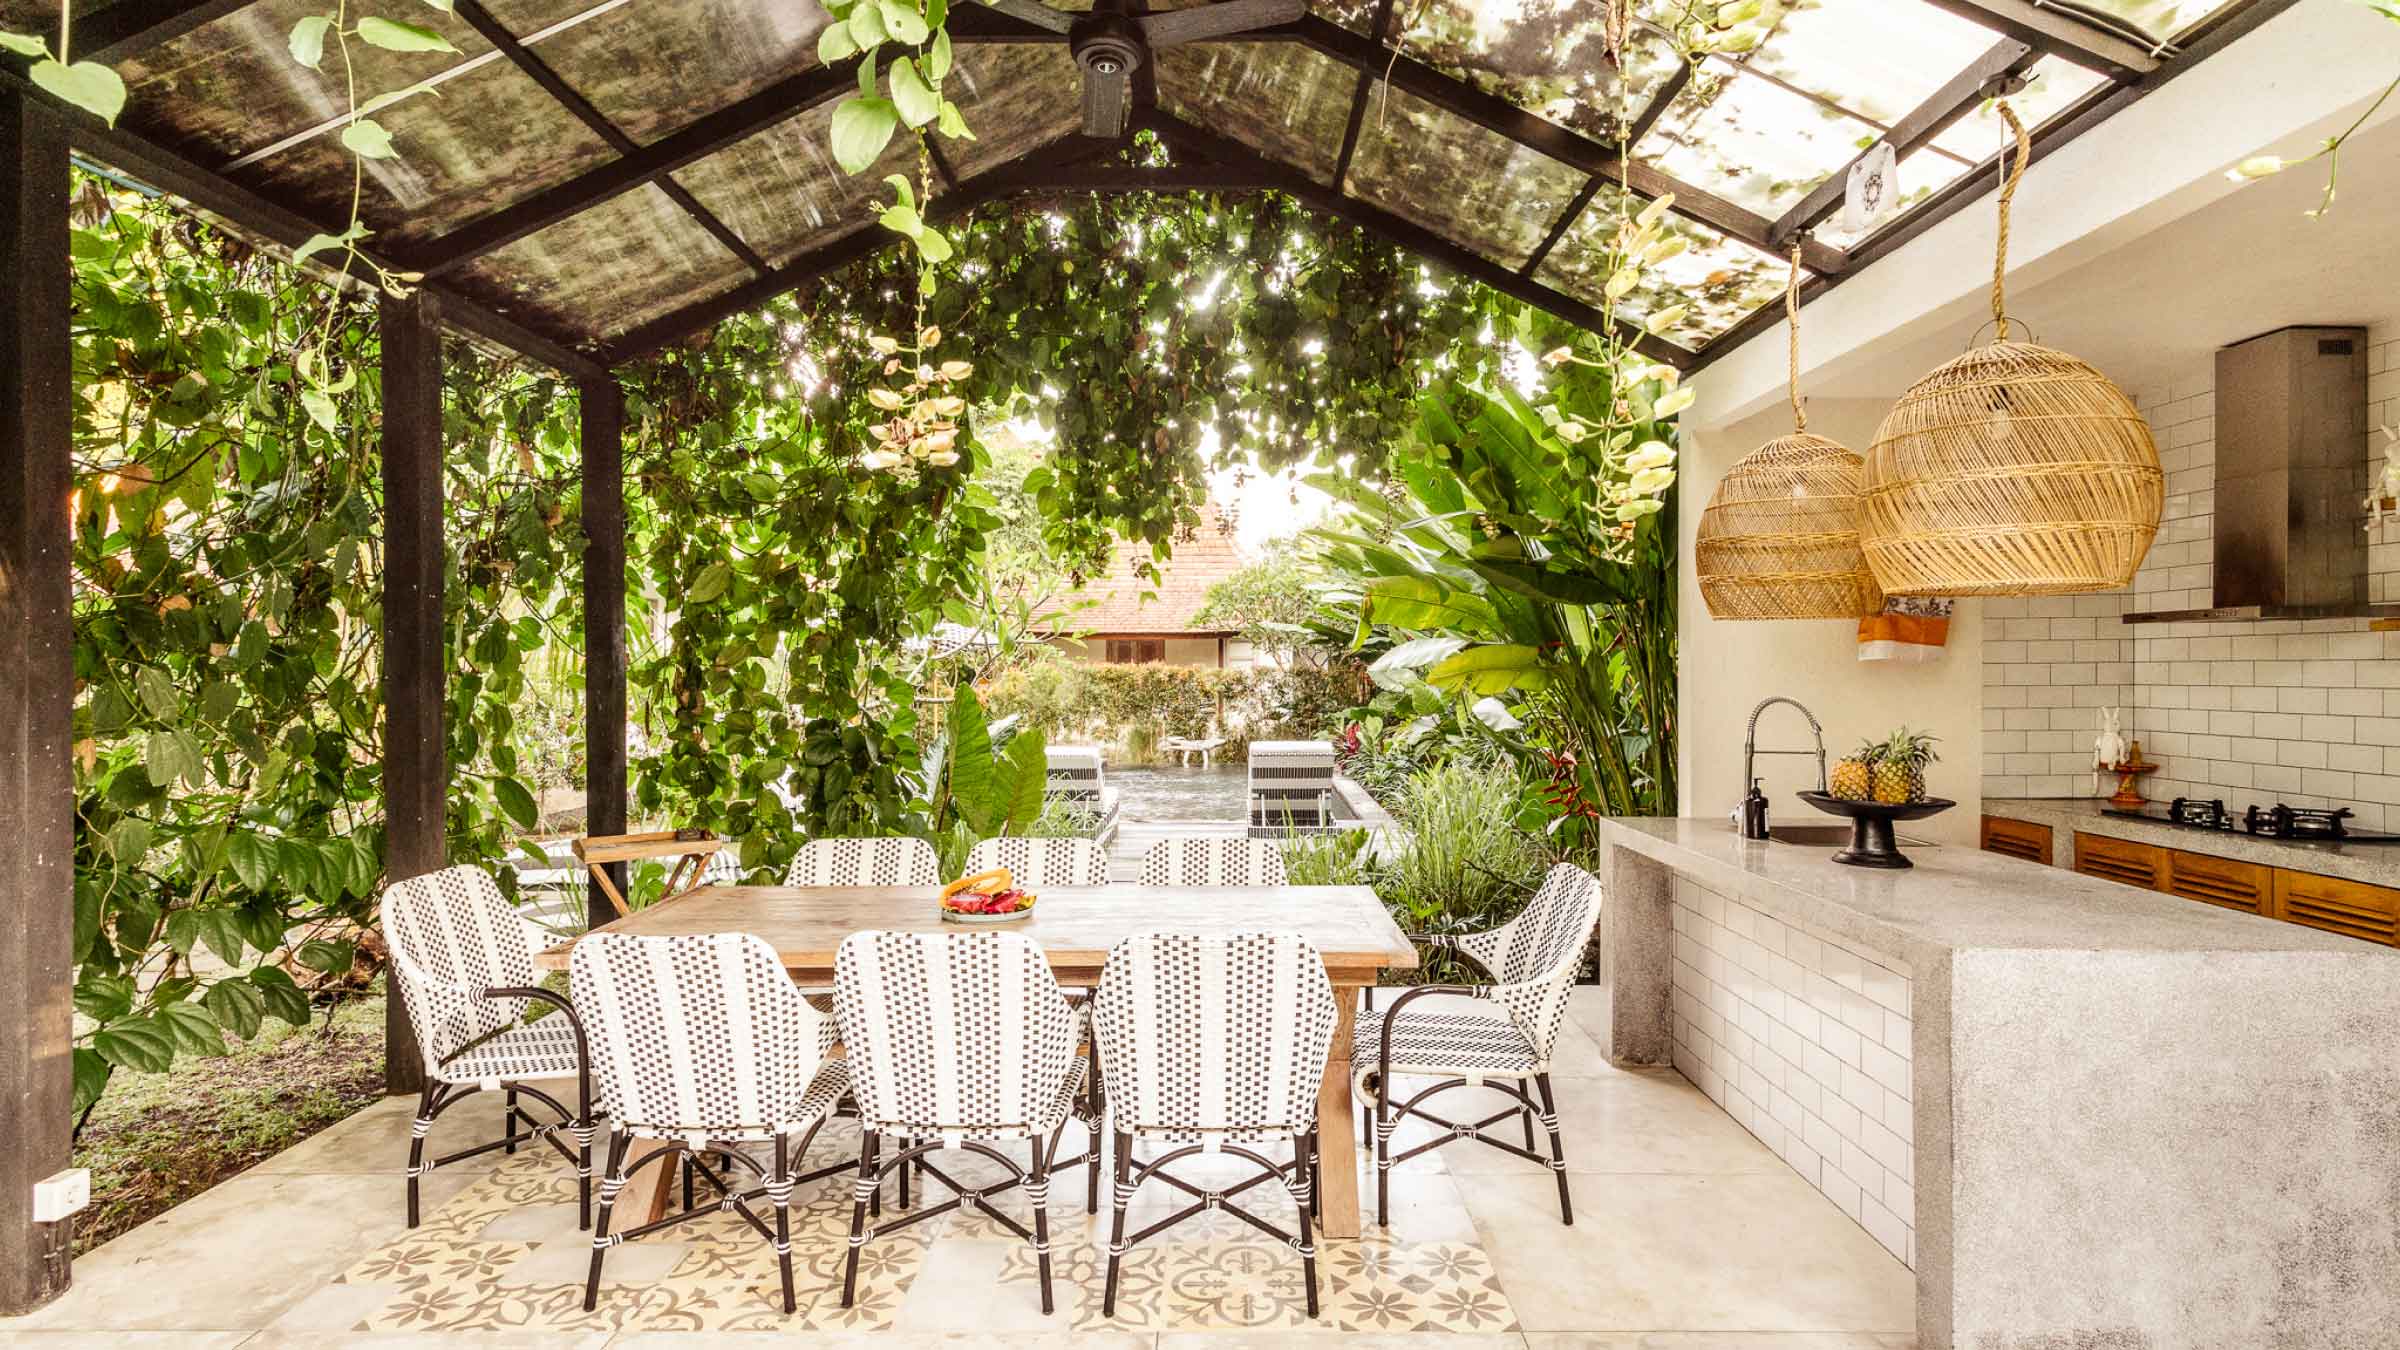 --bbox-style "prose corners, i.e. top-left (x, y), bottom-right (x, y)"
top-left (1804, 112), bottom-right (2400, 401)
